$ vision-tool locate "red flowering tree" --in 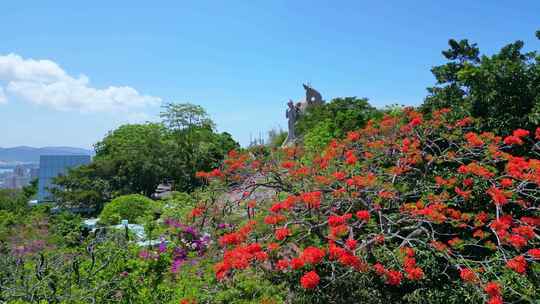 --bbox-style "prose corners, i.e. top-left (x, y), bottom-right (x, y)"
top-left (198, 108), bottom-right (540, 303)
